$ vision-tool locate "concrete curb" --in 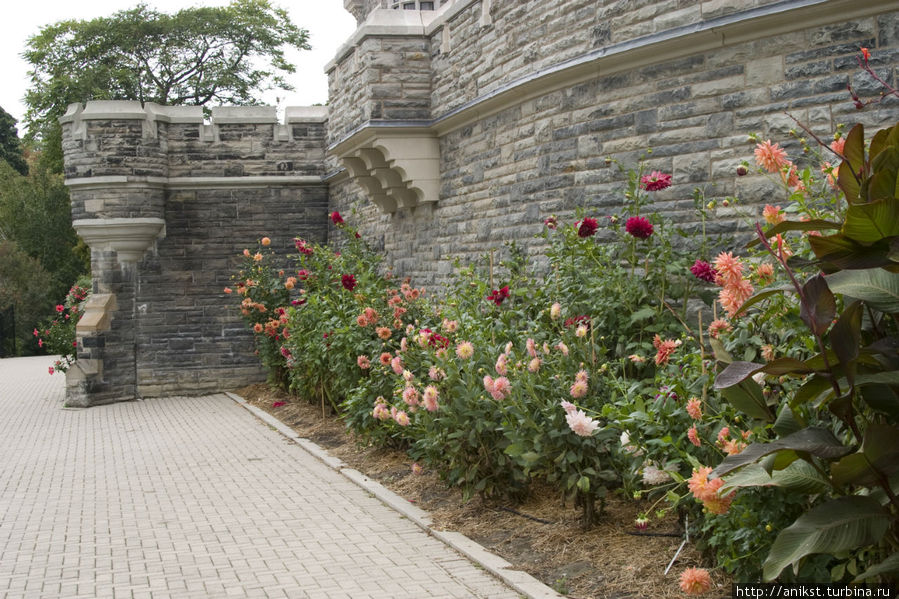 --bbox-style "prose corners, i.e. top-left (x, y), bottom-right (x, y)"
top-left (226, 392), bottom-right (564, 599)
